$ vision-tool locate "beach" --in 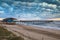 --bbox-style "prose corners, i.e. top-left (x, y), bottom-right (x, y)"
top-left (0, 0), bottom-right (60, 40)
top-left (0, 24), bottom-right (60, 40)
